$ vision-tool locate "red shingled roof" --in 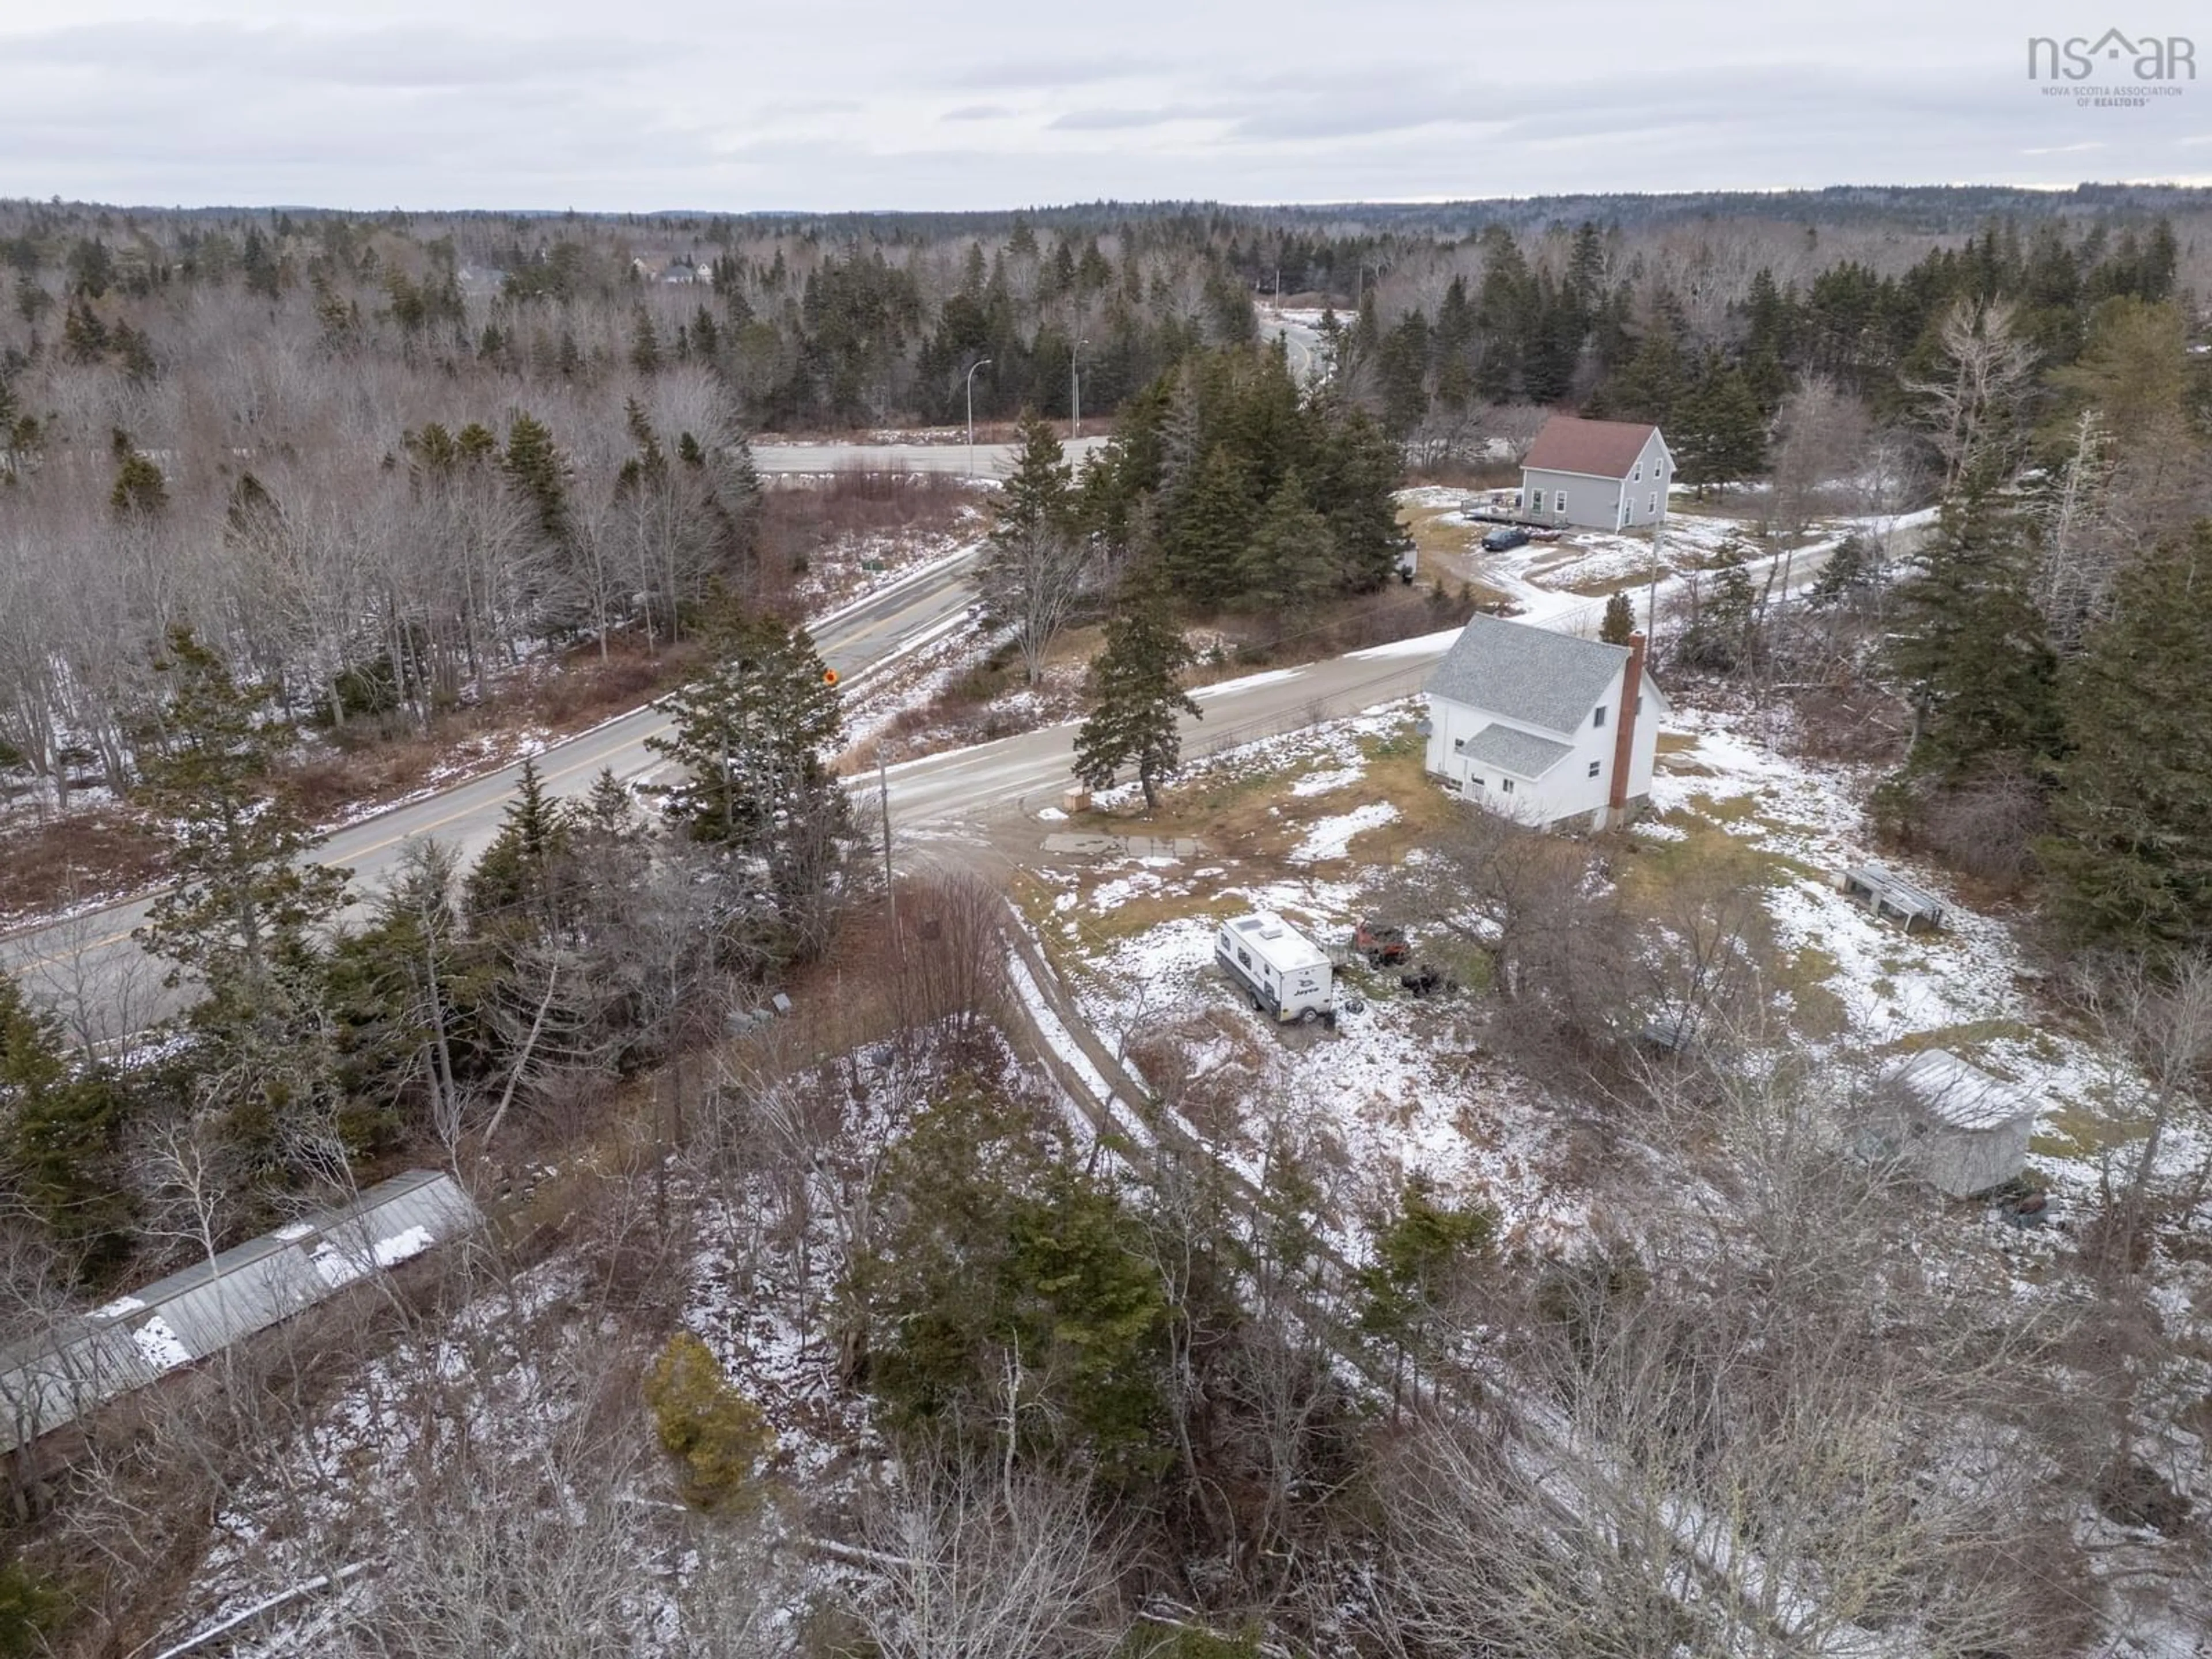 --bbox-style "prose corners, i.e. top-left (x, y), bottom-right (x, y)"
top-left (1522, 415), bottom-right (1661, 480)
